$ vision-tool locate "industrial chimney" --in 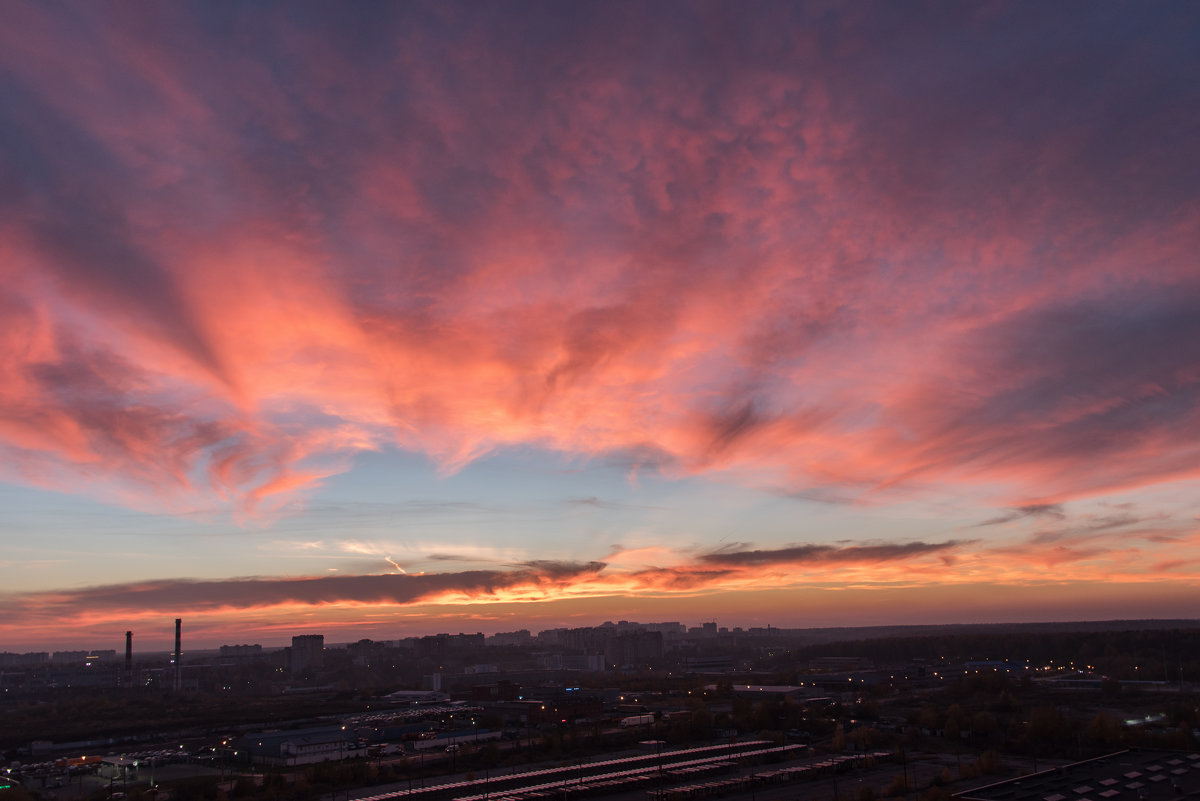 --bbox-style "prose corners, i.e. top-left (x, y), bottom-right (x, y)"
top-left (125, 631), bottom-right (133, 688)
top-left (173, 618), bottom-right (182, 691)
